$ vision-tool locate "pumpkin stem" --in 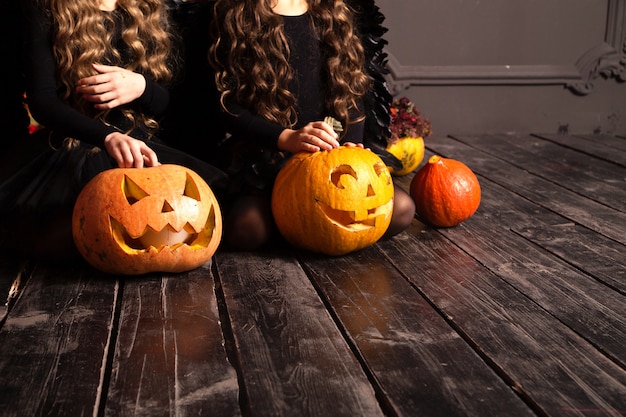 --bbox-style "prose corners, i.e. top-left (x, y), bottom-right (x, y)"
top-left (428, 155), bottom-right (442, 164)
